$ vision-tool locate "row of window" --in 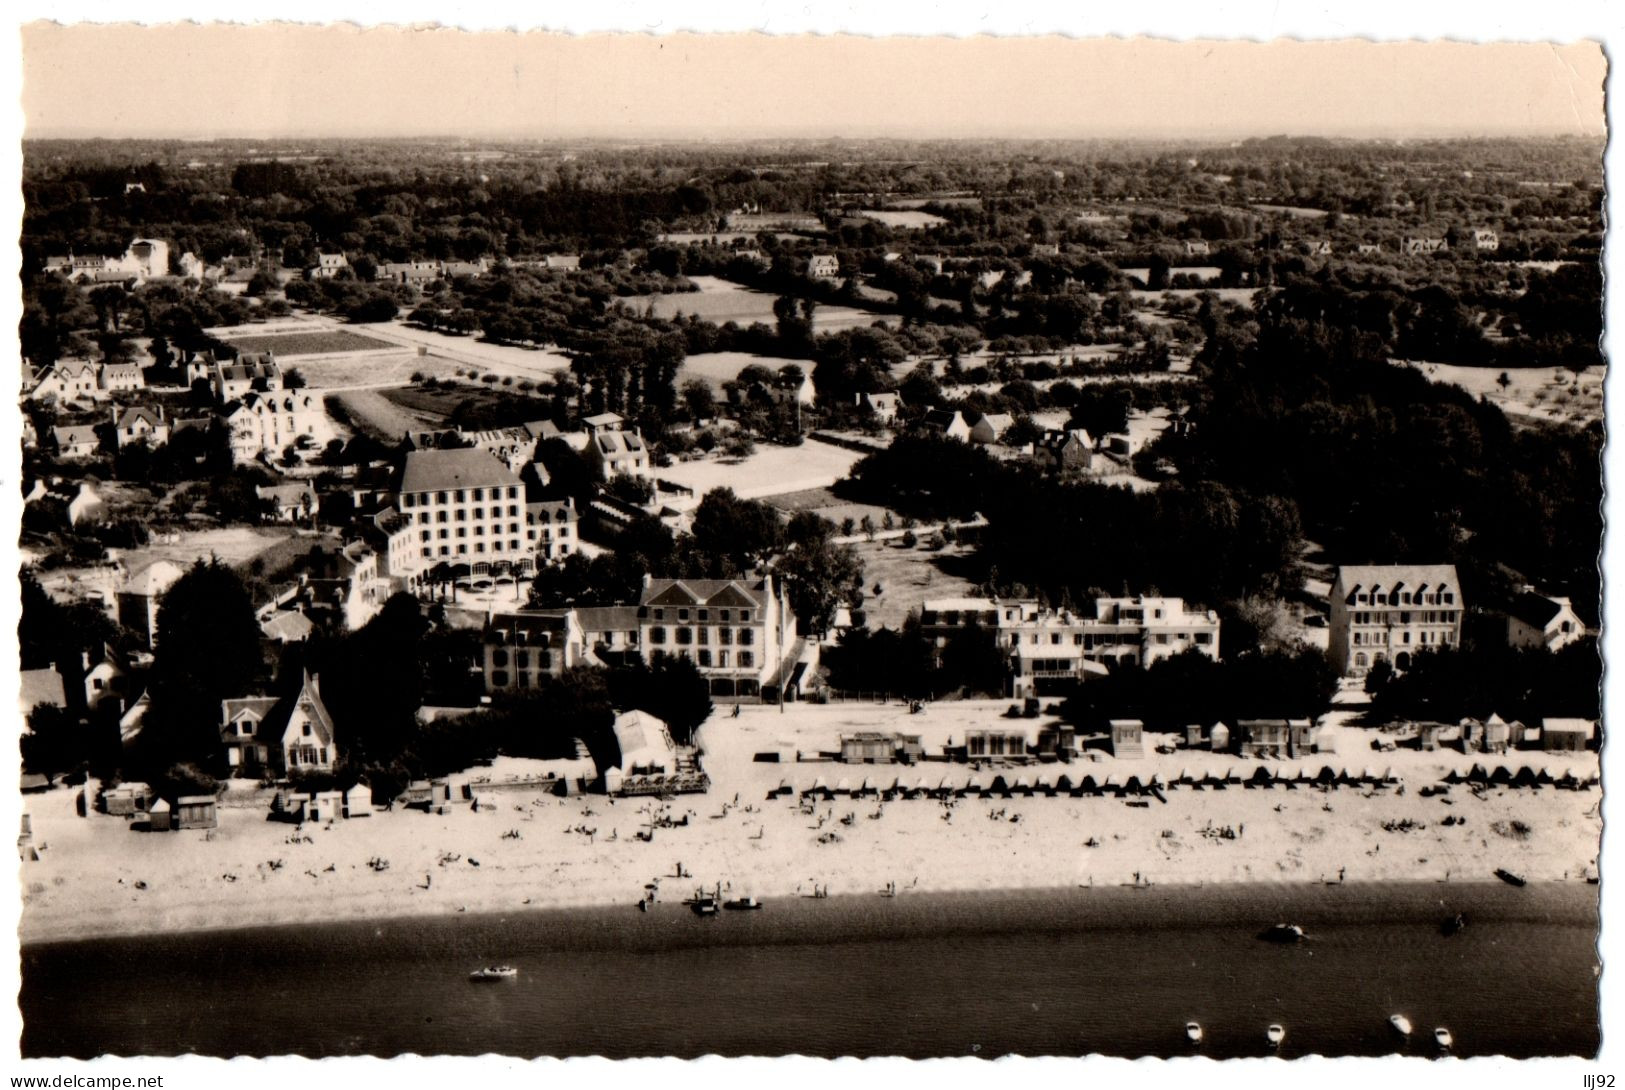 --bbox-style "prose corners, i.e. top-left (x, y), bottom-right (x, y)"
top-left (1349, 610), bottom-right (1457, 626)
top-left (419, 541), bottom-right (524, 558)
top-left (648, 626), bottom-right (754, 647)
top-left (409, 507), bottom-right (523, 524)
top-left (648, 648), bottom-right (753, 668)
top-left (648, 607), bottom-right (752, 624)
top-left (490, 648), bottom-right (555, 670)
top-left (1351, 590), bottom-right (1455, 607)
top-left (417, 523), bottom-right (525, 539)
top-left (404, 486), bottom-right (522, 506)
top-left (1352, 630), bottom-right (1454, 647)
